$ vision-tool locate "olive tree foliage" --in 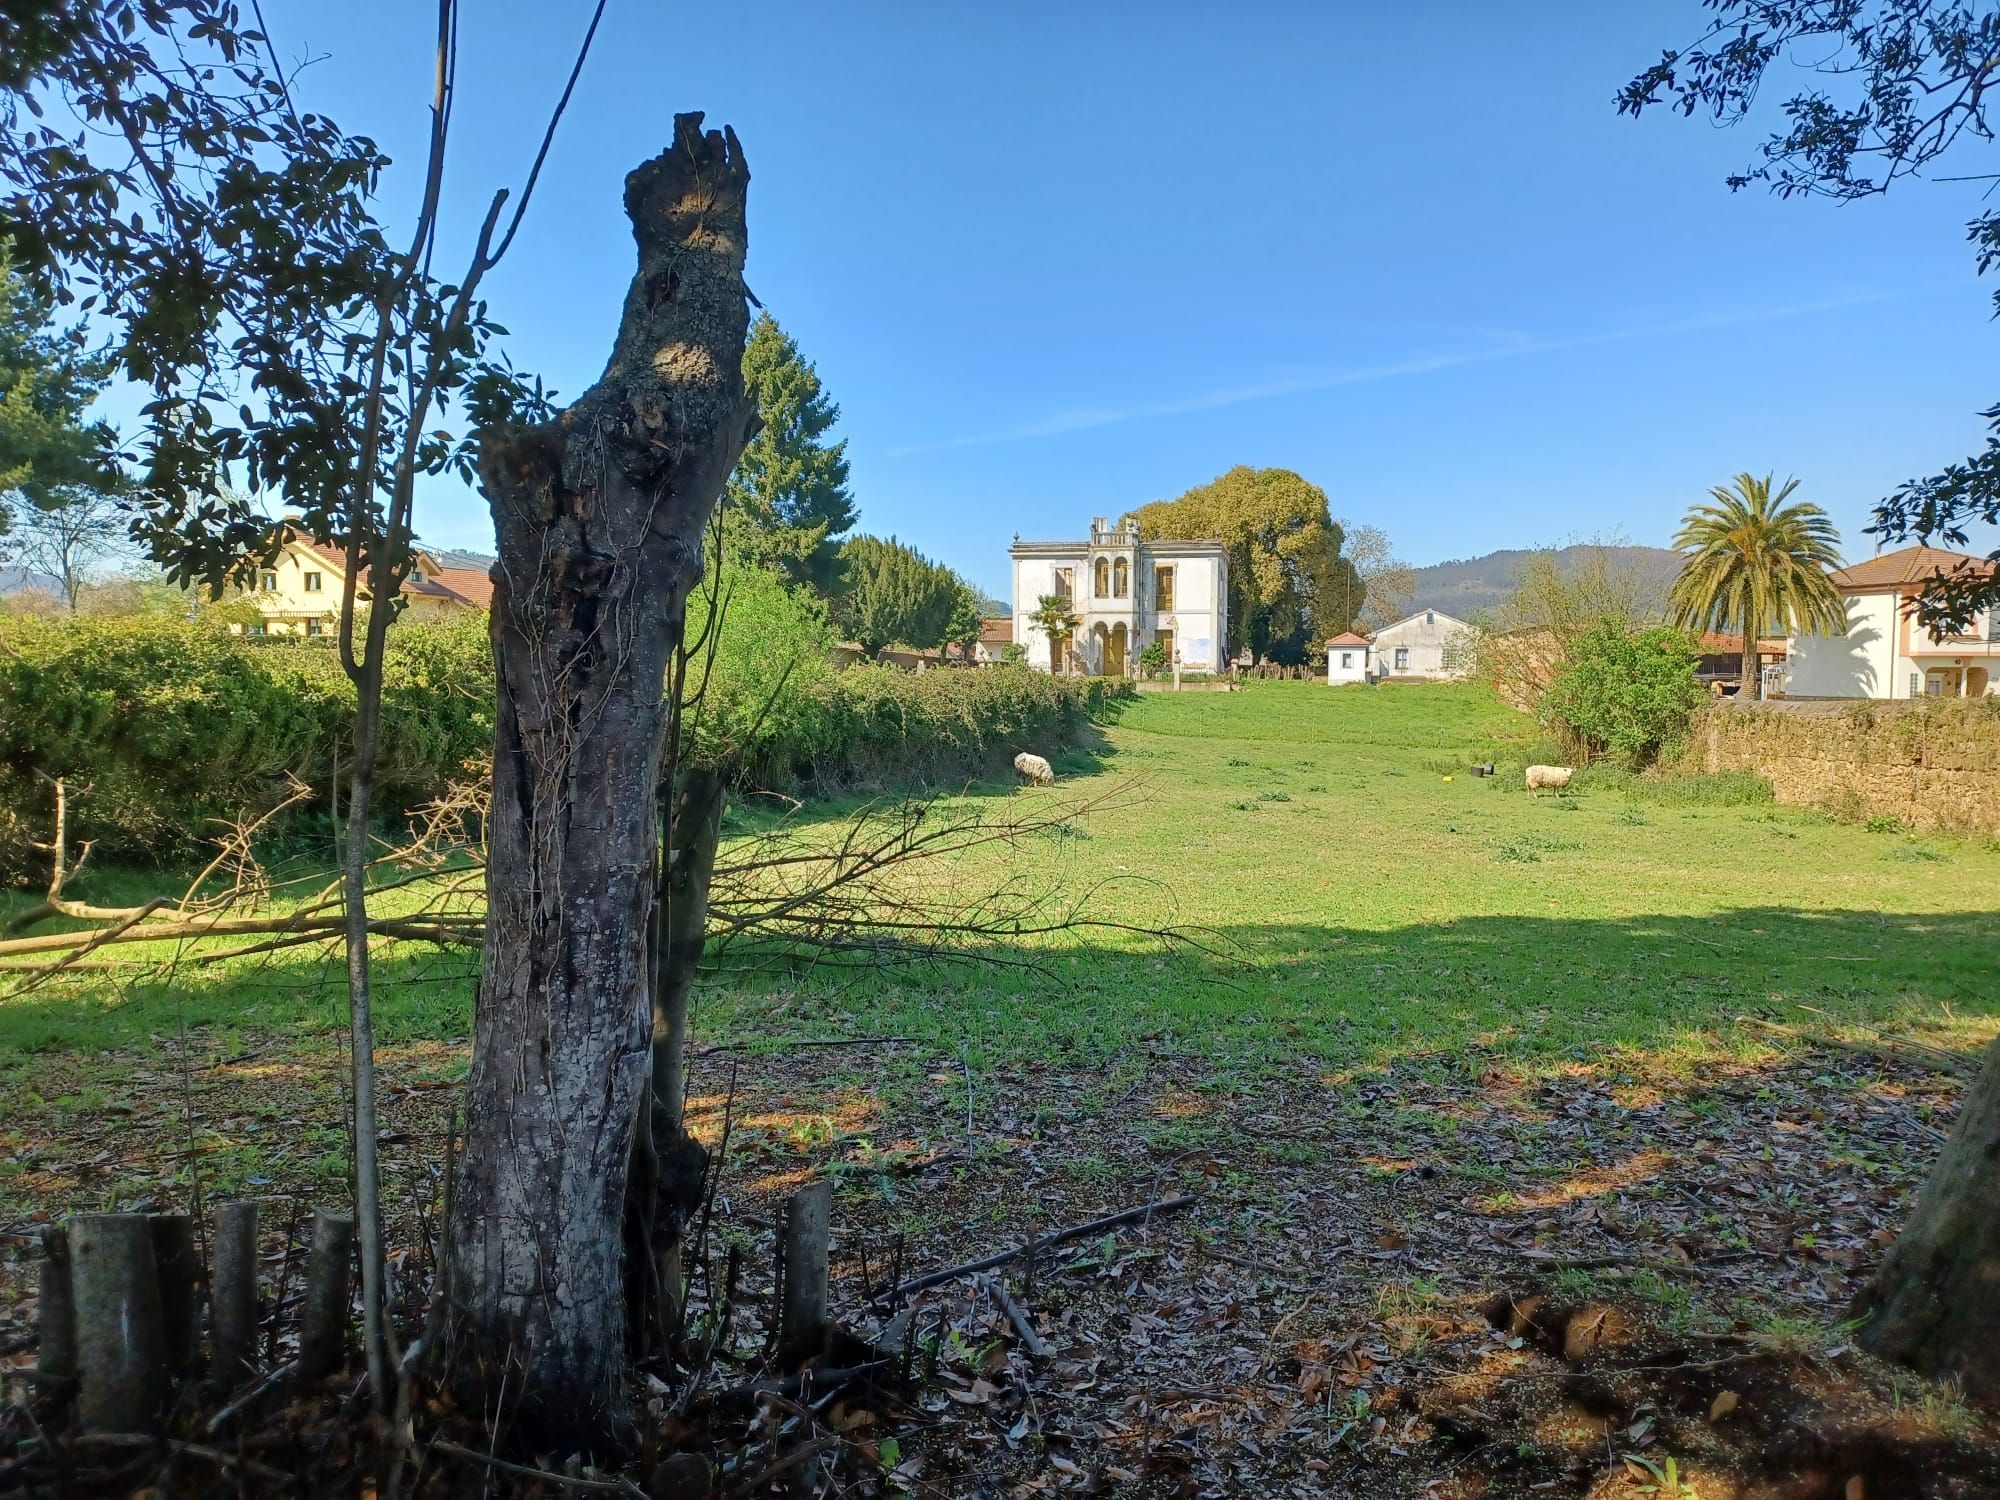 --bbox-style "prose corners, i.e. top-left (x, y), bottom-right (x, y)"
top-left (1621, 2), bottom-right (2000, 631)
top-left (0, 0), bottom-right (586, 1407)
